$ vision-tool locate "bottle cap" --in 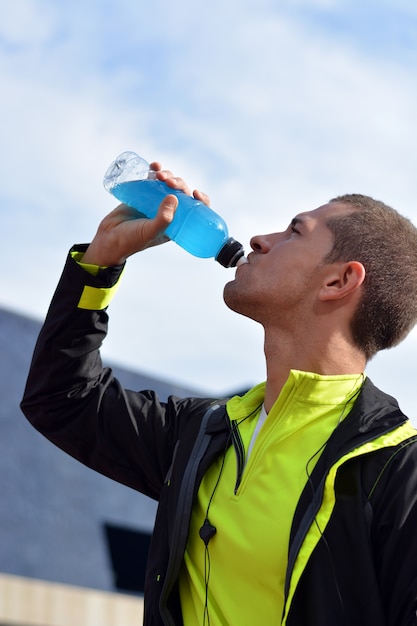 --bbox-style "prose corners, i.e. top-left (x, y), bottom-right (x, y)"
top-left (215, 238), bottom-right (245, 268)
